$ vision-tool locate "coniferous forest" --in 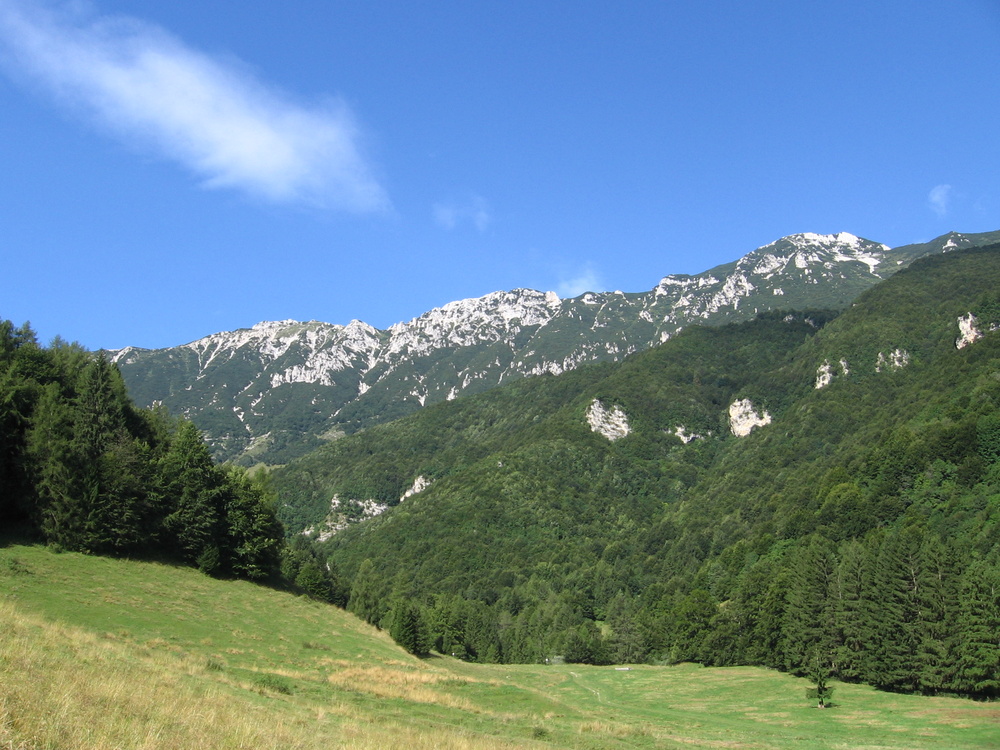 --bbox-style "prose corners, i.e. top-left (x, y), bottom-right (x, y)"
top-left (0, 323), bottom-right (349, 595)
top-left (4, 245), bottom-right (1000, 703)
